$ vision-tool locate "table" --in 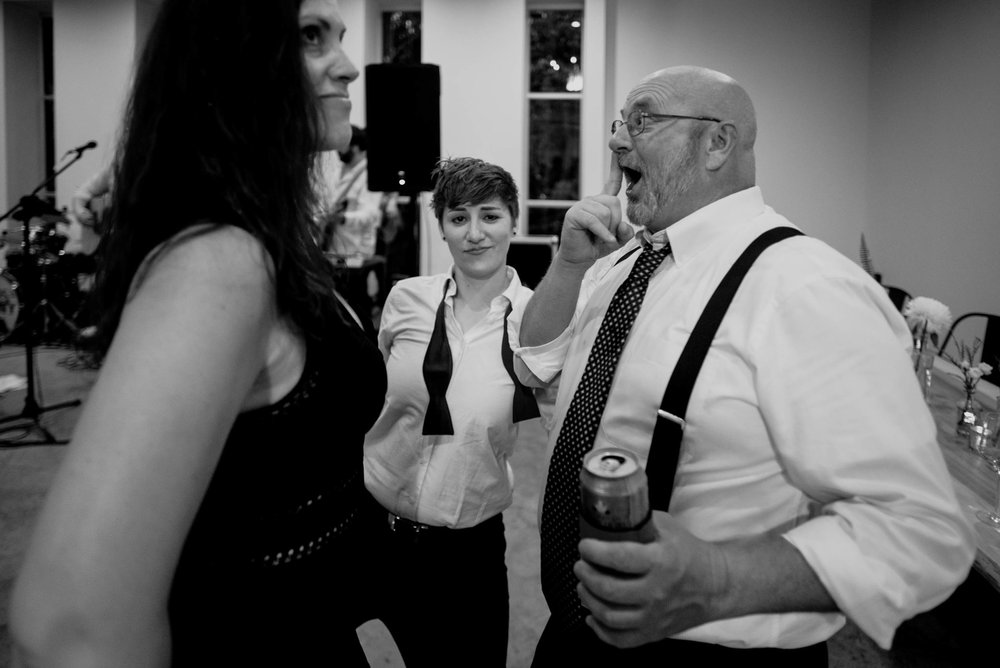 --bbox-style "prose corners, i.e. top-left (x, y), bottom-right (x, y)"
top-left (928, 356), bottom-right (1000, 591)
